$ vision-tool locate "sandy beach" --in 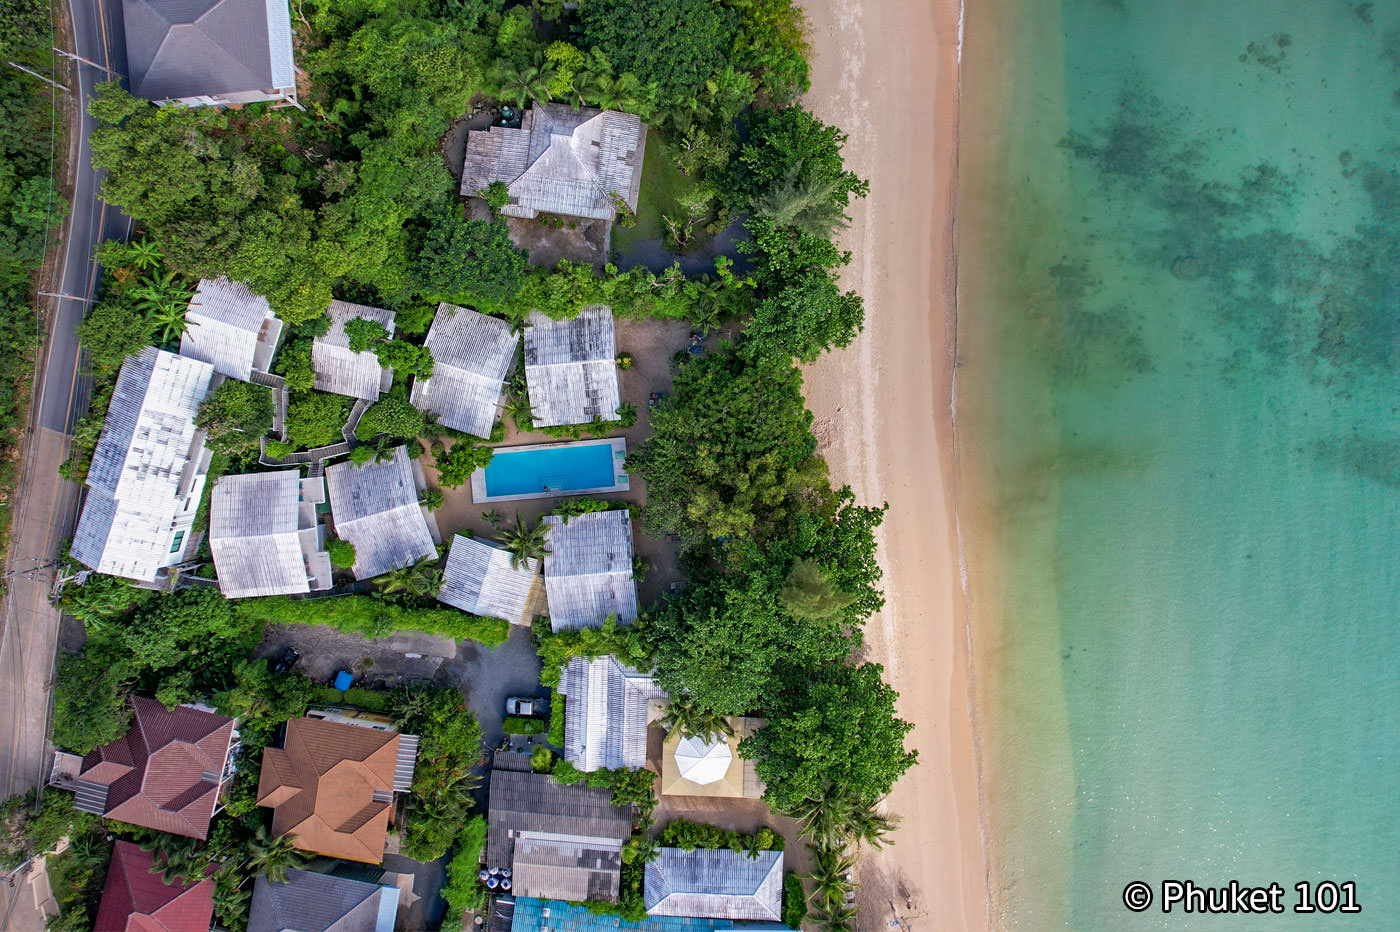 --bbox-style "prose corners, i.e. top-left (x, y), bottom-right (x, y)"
top-left (797, 0), bottom-right (988, 930)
